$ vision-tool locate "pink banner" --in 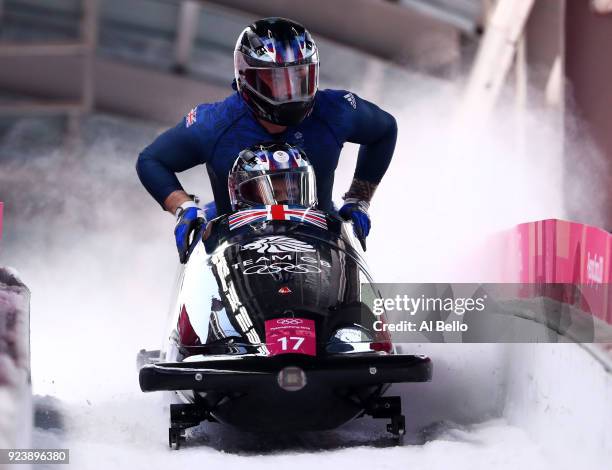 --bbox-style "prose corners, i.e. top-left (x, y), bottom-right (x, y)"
top-left (514, 219), bottom-right (611, 323)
